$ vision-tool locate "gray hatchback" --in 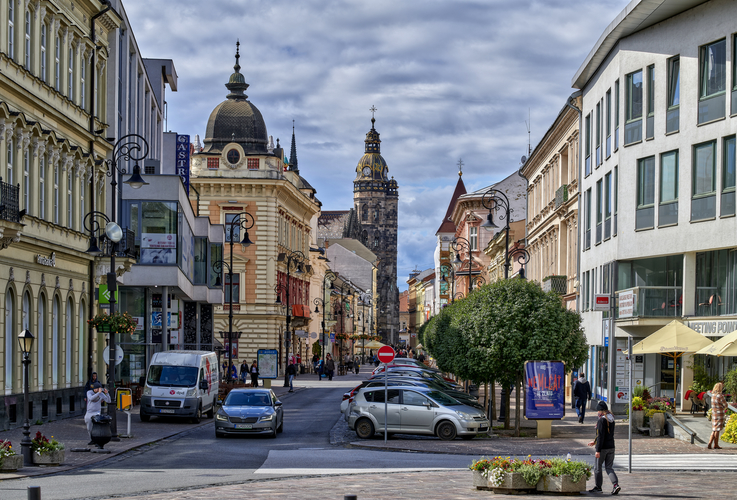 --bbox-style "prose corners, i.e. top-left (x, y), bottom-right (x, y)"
top-left (215, 389), bottom-right (283, 438)
top-left (347, 386), bottom-right (490, 440)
